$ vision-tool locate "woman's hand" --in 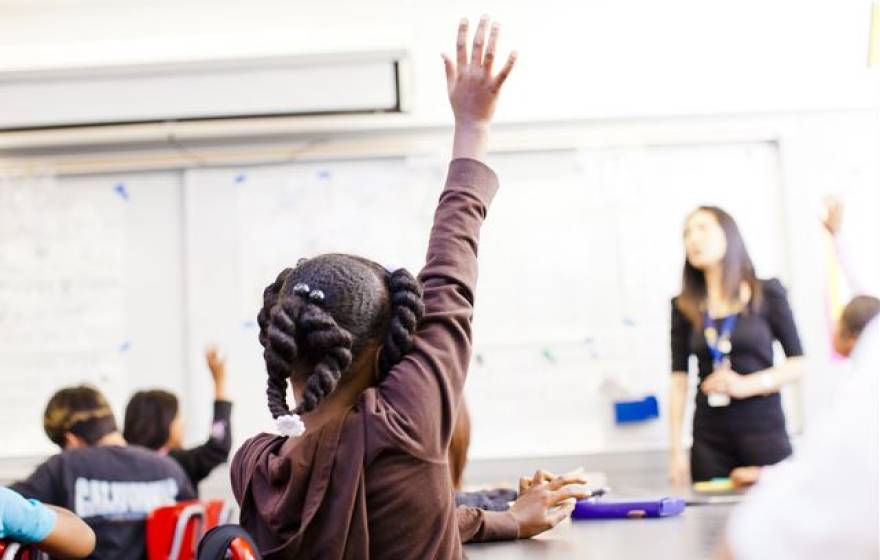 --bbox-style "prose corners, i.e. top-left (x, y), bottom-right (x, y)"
top-left (668, 449), bottom-right (690, 488)
top-left (205, 345), bottom-right (228, 401)
top-left (509, 471), bottom-right (589, 539)
top-left (444, 16), bottom-right (517, 160)
top-left (701, 368), bottom-right (752, 399)
top-left (730, 466), bottom-right (762, 488)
